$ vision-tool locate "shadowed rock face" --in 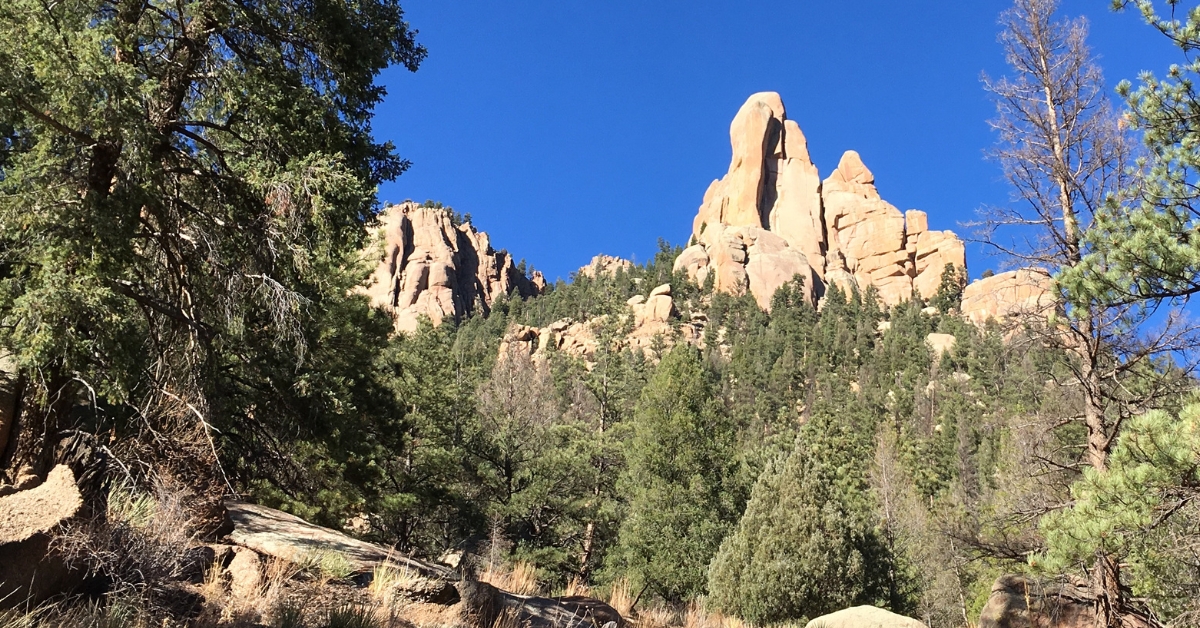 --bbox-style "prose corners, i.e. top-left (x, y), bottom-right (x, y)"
top-left (364, 202), bottom-right (546, 334)
top-left (678, 92), bottom-right (968, 309)
top-left (978, 575), bottom-right (1155, 628)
